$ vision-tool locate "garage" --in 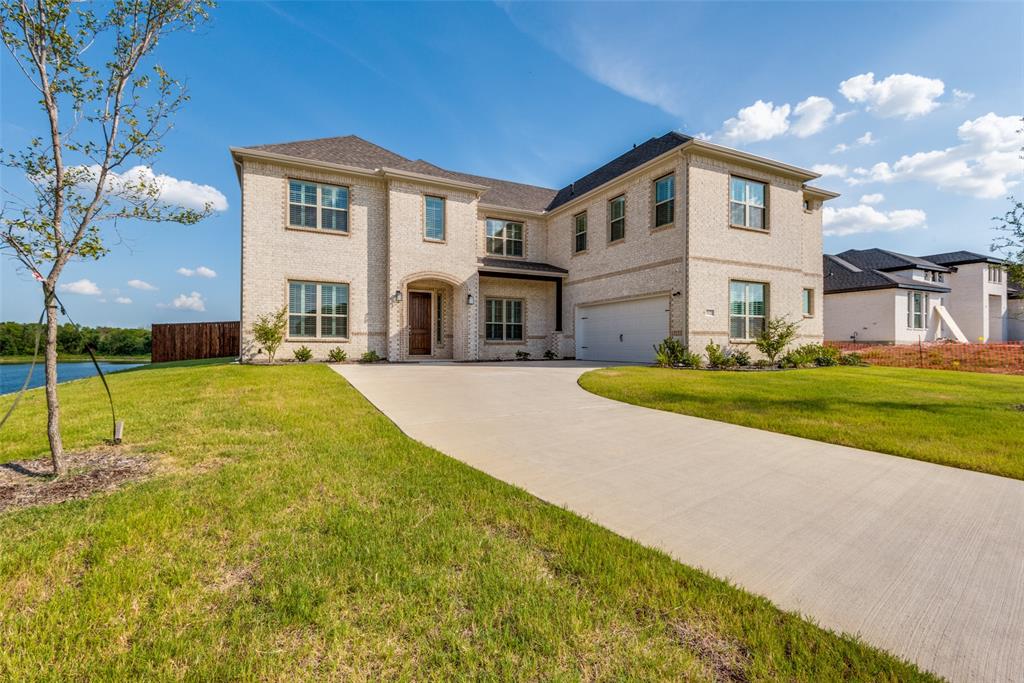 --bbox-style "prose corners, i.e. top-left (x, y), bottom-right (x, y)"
top-left (575, 295), bottom-right (669, 362)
